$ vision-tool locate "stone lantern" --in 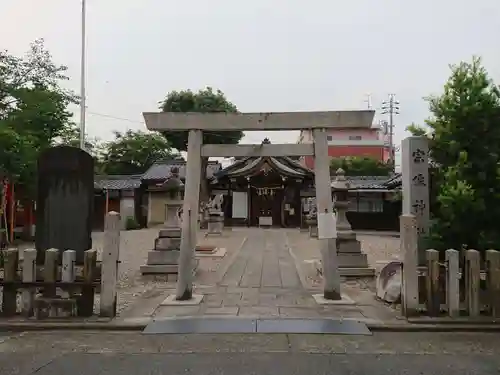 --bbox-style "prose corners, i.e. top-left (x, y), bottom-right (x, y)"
top-left (163, 167), bottom-right (184, 228)
top-left (140, 167), bottom-right (184, 276)
top-left (332, 168), bottom-right (374, 277)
